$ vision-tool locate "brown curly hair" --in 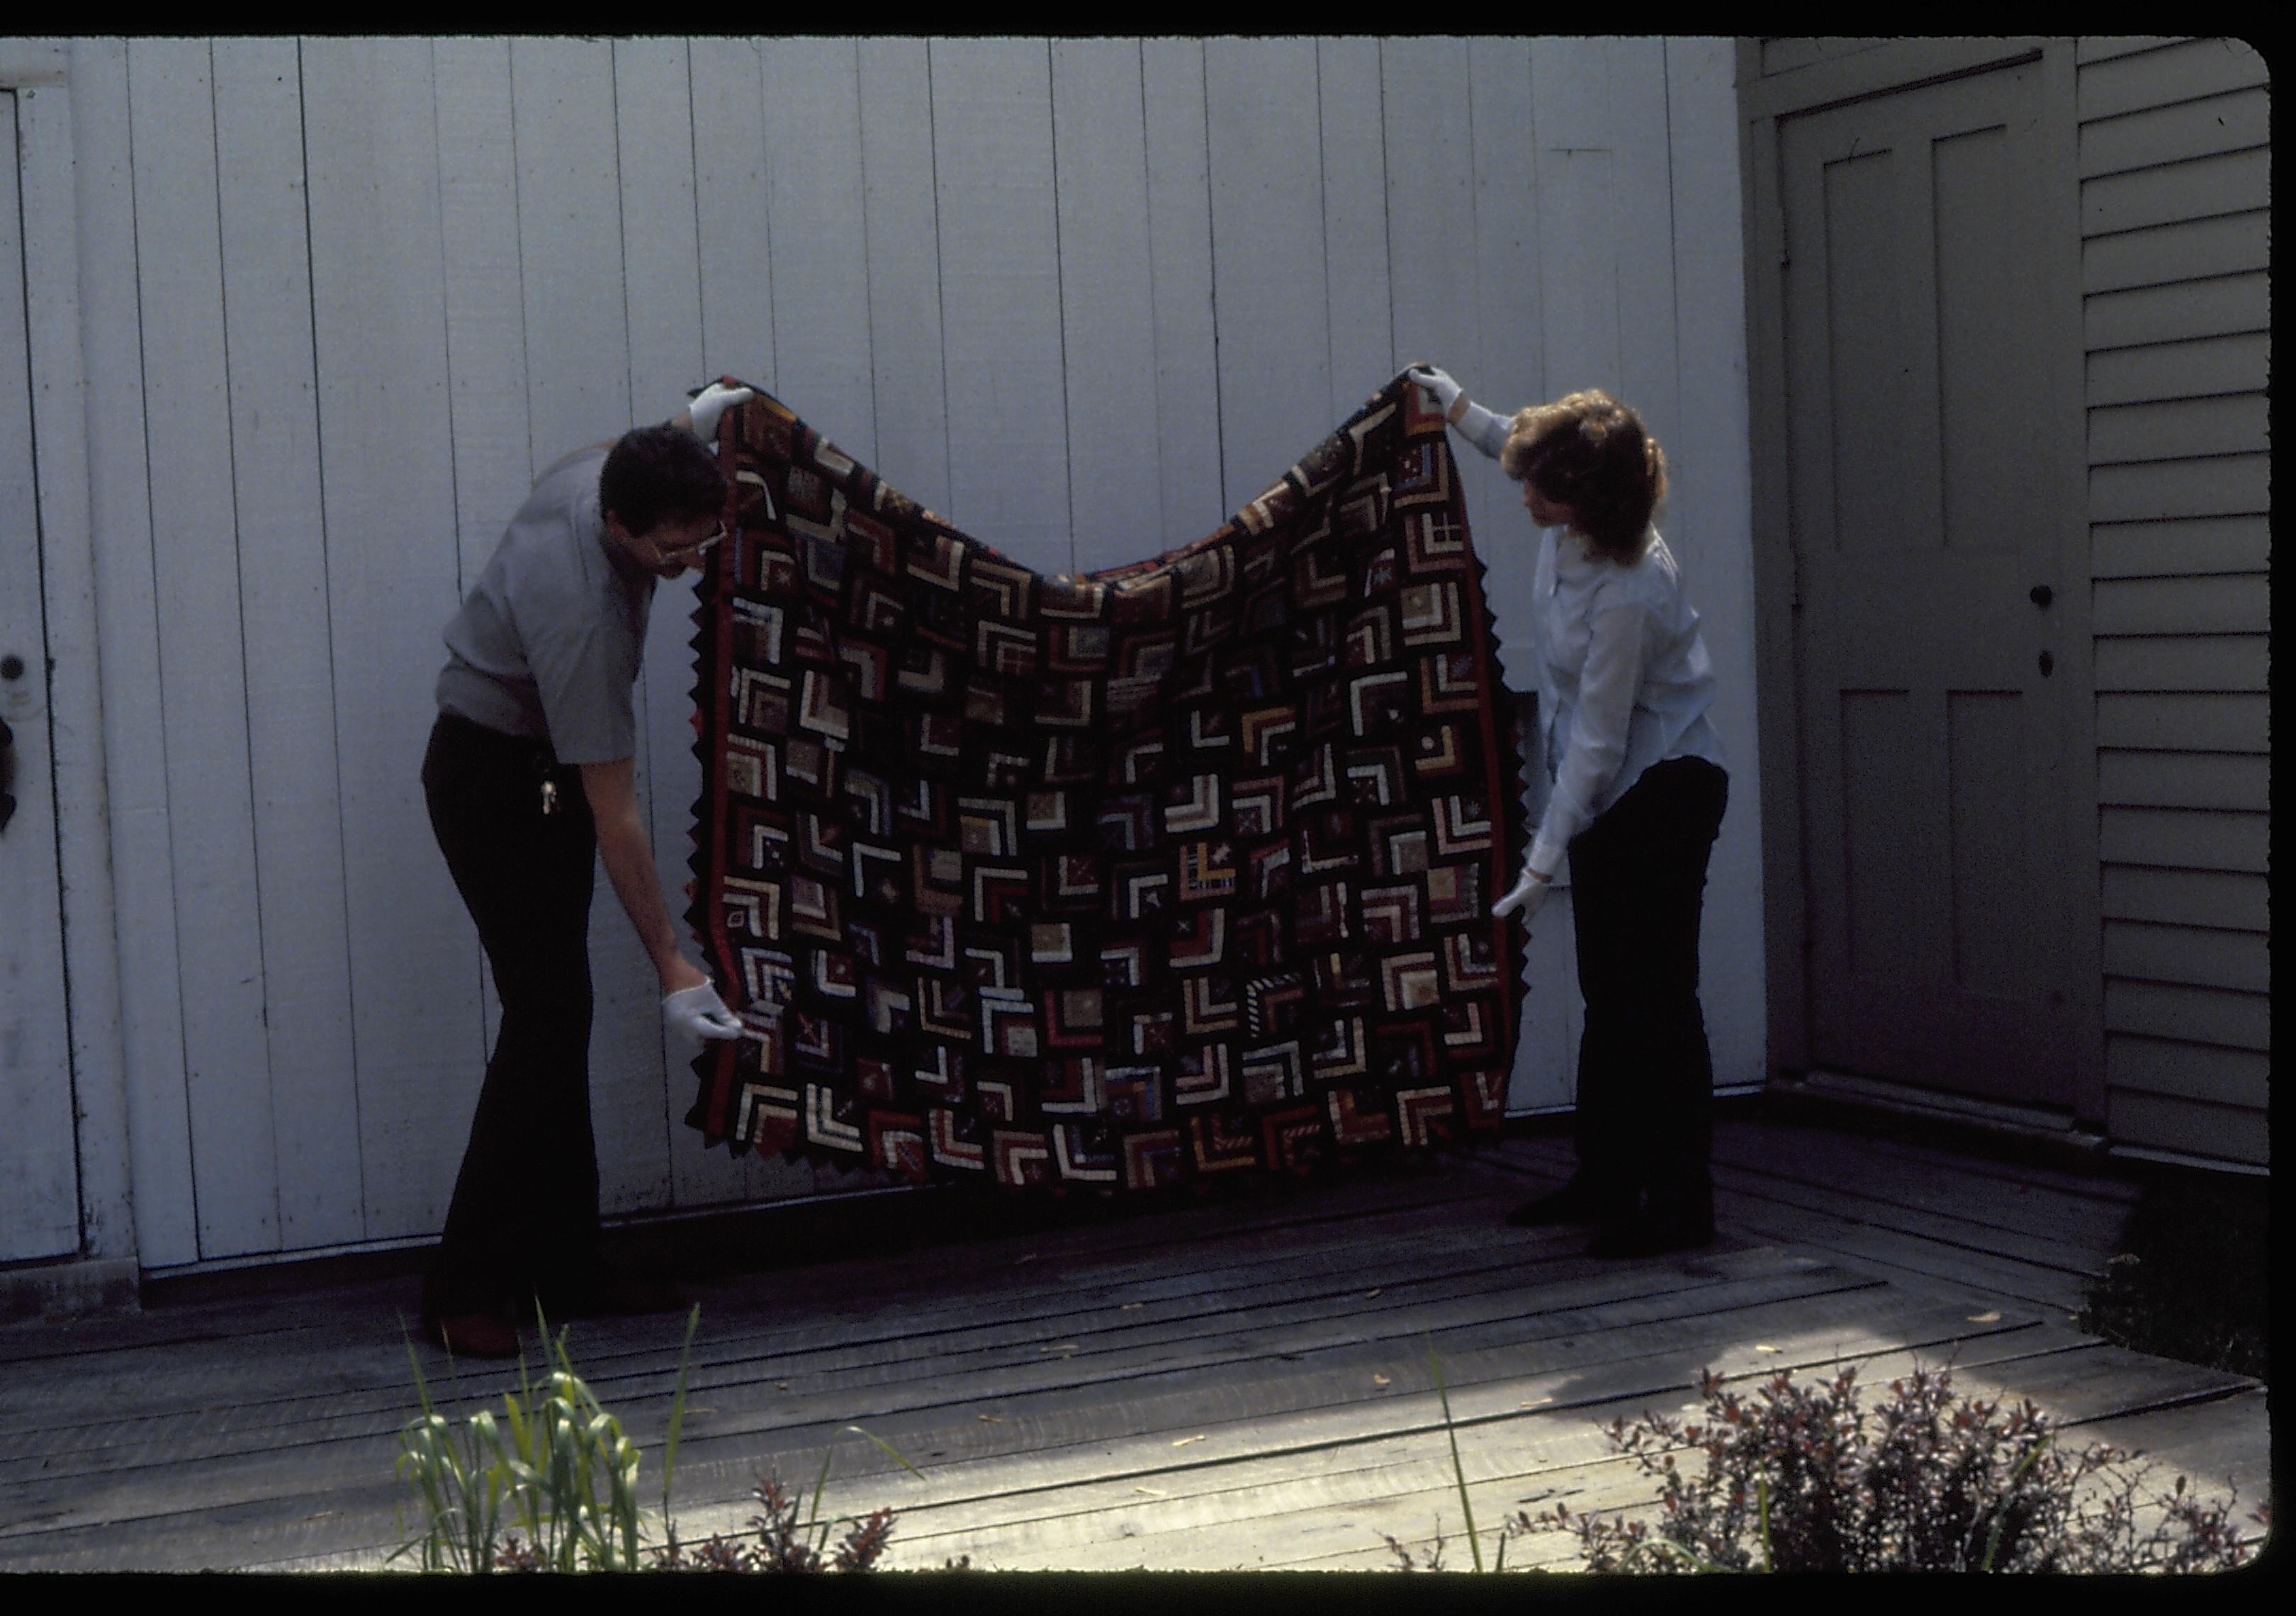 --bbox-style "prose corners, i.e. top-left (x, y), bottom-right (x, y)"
top-left (1498, 389), bottom-right (1666, 560)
